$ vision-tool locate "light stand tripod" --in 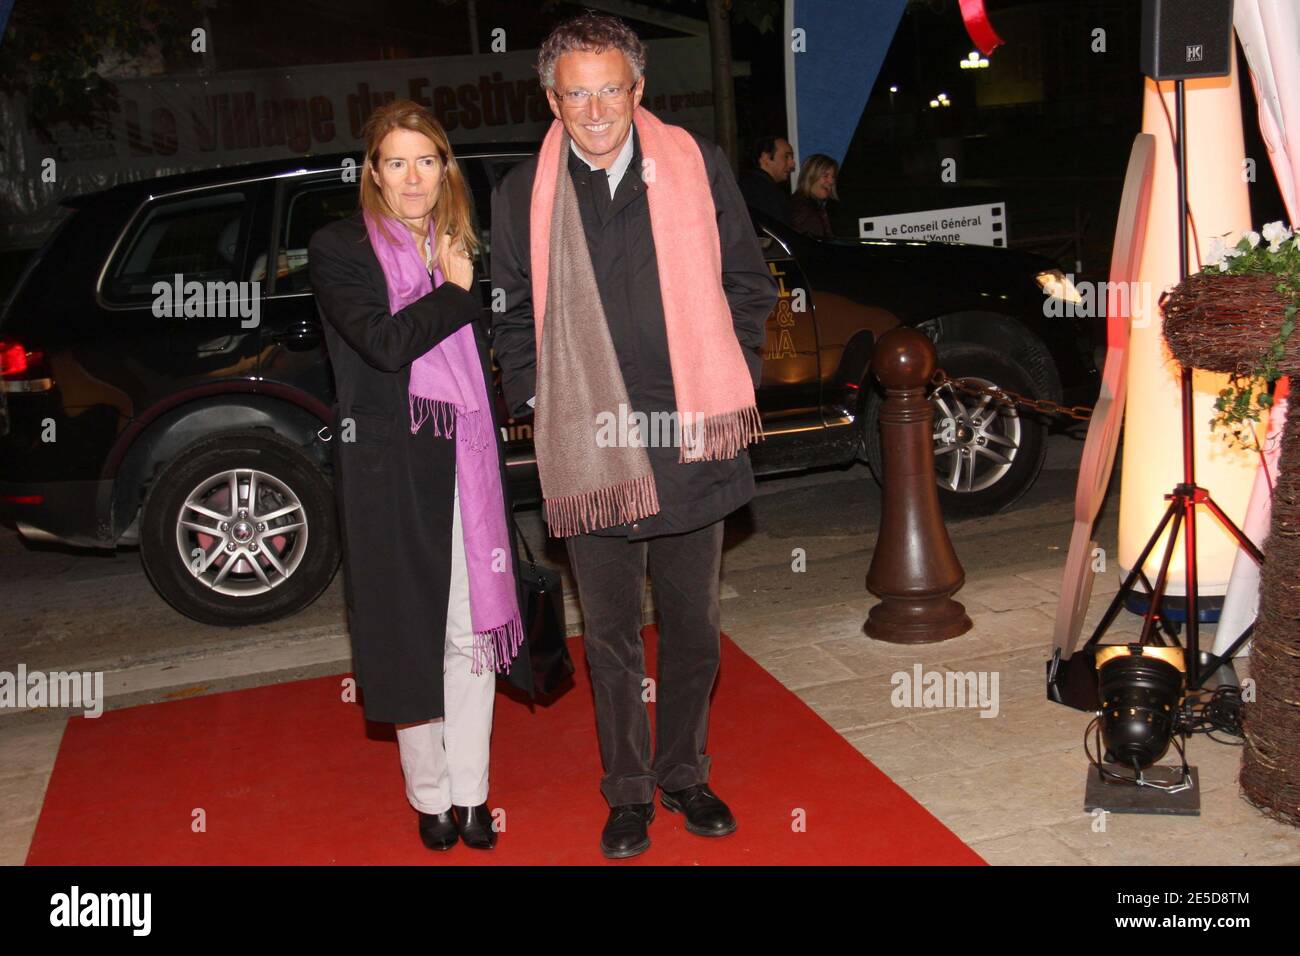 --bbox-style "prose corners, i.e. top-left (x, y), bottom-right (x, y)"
top-left (1052, 79), bottom-right (1264, 708)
